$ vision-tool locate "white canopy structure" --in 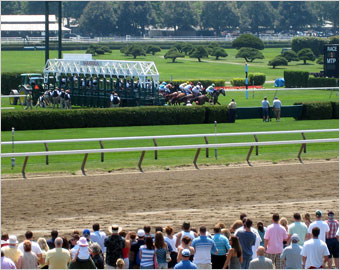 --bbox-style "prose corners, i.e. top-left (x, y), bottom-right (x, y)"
top-left (43, 58), bottom-right (160, 85)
